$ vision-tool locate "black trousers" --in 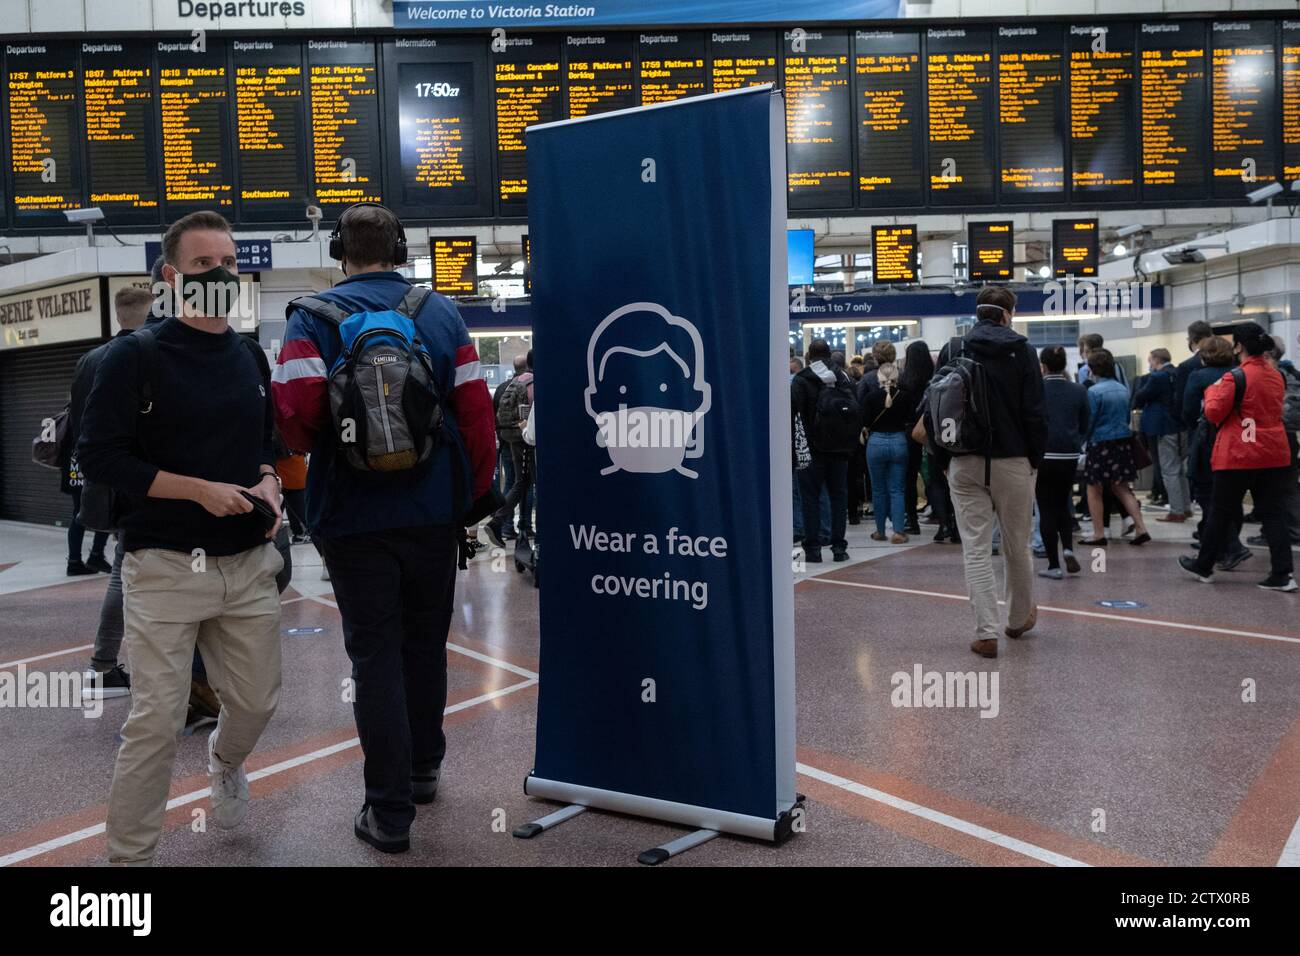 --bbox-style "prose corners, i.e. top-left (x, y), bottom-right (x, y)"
top-left (1194, 467), bottom-right (1295, 578)
top-left (847, 443), bottom-right (867, 517)
top-left (322, 524), bottom-right (458, 831)
top-left (904, 438), bottom-right (923, 525)
top-left (1035, 459), bottom-right (1077, 568)
top-left (799, 453), bottom-right (848, 551)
